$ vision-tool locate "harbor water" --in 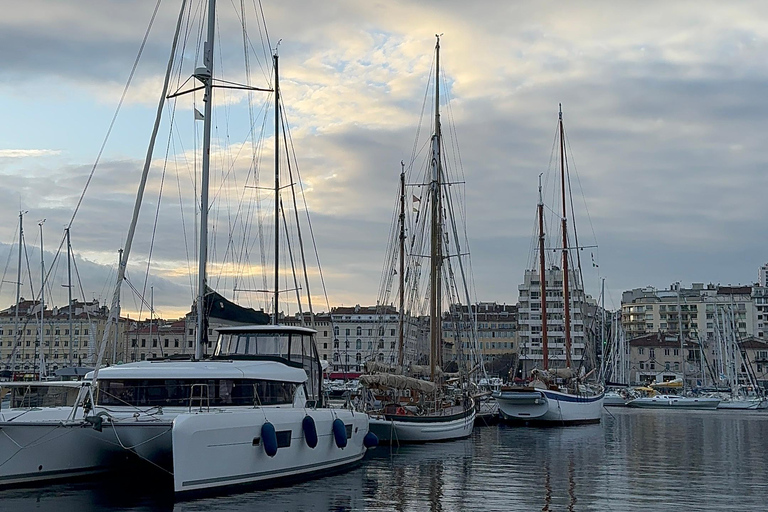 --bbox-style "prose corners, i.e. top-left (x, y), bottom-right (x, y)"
top-left (2, 408), bottom-right (767, 511)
